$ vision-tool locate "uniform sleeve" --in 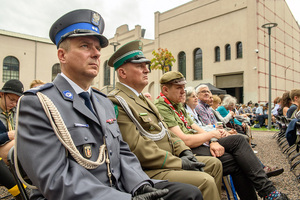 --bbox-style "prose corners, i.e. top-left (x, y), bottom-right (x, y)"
top-left (17, 95), bottom-right (132, 200)
top-left (0, 132), bottom-right (9, 145)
